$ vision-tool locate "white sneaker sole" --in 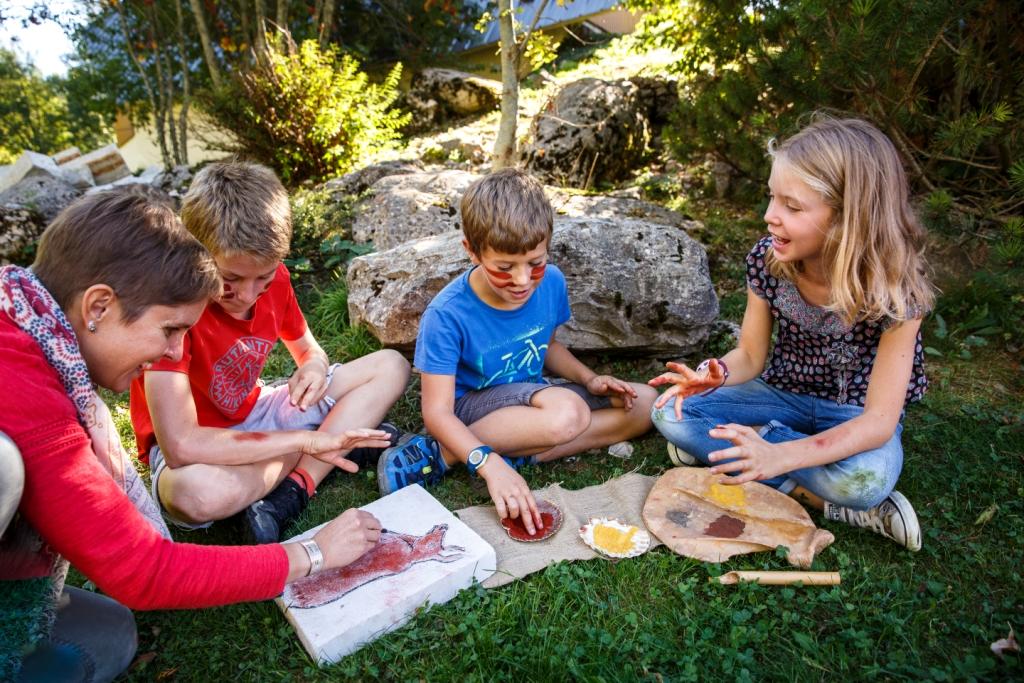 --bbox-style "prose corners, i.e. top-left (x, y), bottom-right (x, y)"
top-left (666, 442), bottom-right (698, 467)
top-left (887, 490), bottom-right (922, 552)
